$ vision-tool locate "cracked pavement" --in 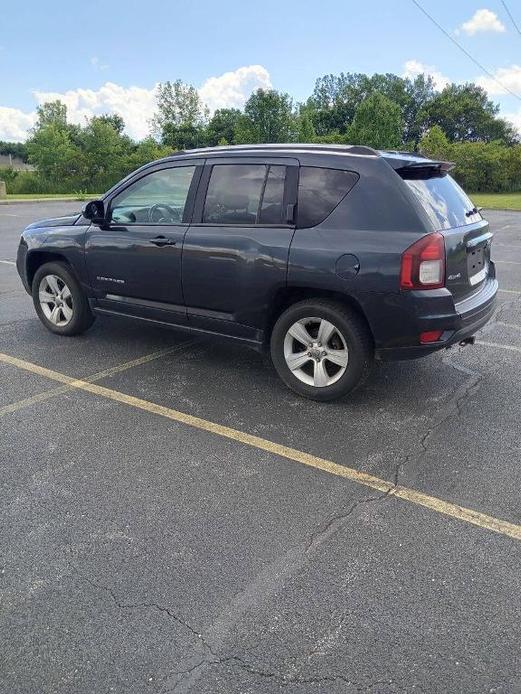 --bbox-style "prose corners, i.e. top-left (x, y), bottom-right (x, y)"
top-left (1, 203), bottom-right (521, 693)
